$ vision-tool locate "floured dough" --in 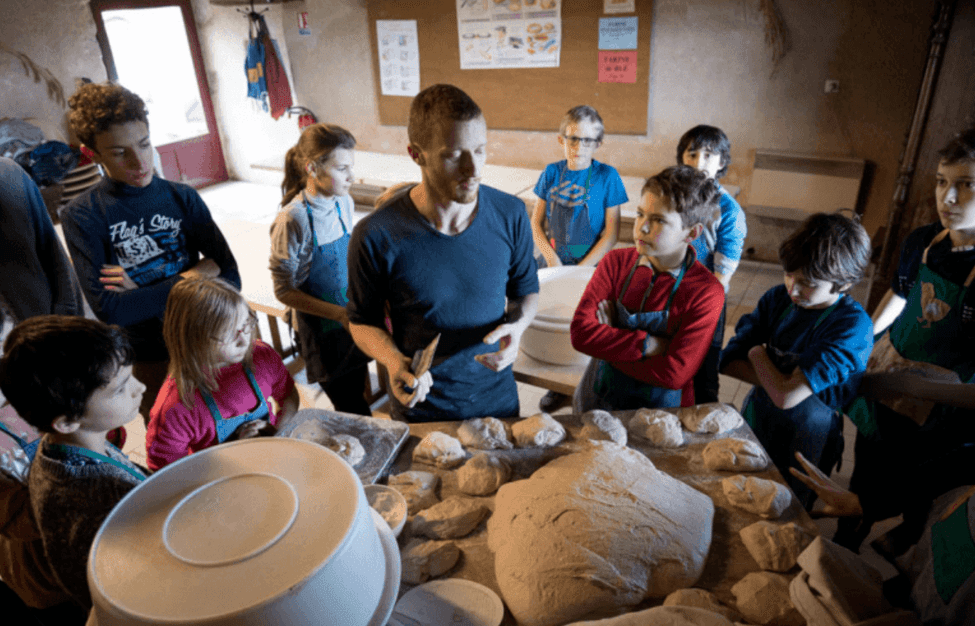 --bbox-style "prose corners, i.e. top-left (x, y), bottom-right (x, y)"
top-left (702, 438), bottom-right (769, 472)
top-left (566, 606), bottom-right (735, 625)
top-left (731, 572), bottom-right (803, 626)
top-left (457, 452), bottom-right (511, 496)
top-left (662, 589), bottom-right (742, 623)
top-left (413, 431), bottom-right (466, 468)
top-left (512, 412), bottom-right (566, 448)
top-left (679, 403), bottom-right (743, 434)
top-left (412, 496), bottom-right (490, 539)
top-left (290, 419), bottom-right (330, 442)
top-left (488, 442), bottom-right (714, 626)
top-left (323, 434), bottom-right (365, 467)
top-left (739, 521), bottom-right (812, 572)
top-left (400, 539), bottom-right (460, 584)
top-left (457, 417), bottom-right (513, 450)
top-left (629, 408), bottom-right (684, 447)
top-left (722, 476), bottom-right (791, 519)
top-left (388, 471), bottom-right (440, 515)
top-left (580, 410), bottom-right (627, 446)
